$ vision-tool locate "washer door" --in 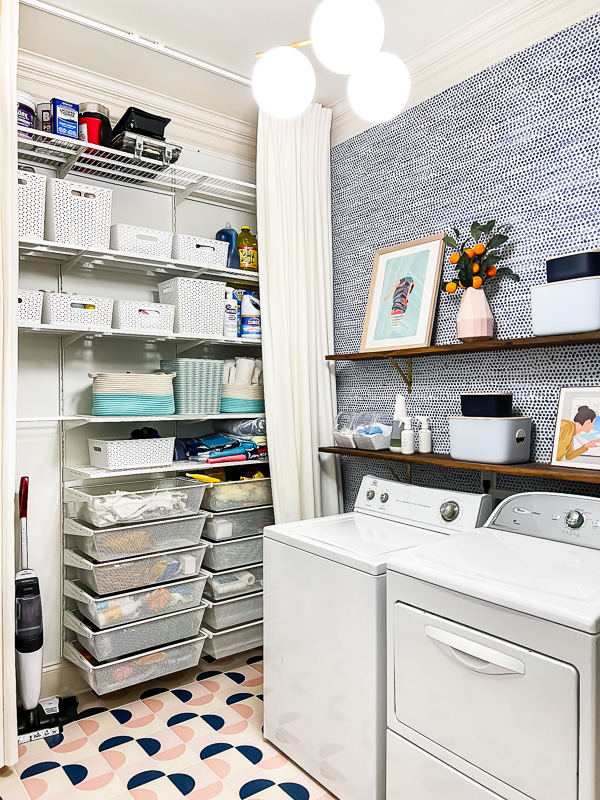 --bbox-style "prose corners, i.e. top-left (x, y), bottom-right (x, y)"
top-left (393, 602), bottom-right (578, 800)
